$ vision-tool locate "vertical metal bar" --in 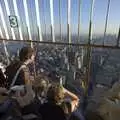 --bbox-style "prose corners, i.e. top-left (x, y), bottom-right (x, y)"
top-left (88, 0), bottom-right (95, 44)
top-left (0, 4), bottom-right (9, 39)
top-left (81, 47), bottom-right (84, 67)
top-left (78, 0), bottom-right (82, 43)
top-left (4, 0), bottom-right (16, 40)
top-left (2, 40), bottom-right (10, 65)
top-left (103, 0), bottom-right (111, 45)
top-left (0, 4), bottom-right (10, 64)
top-left (50, 0), bottom-right (55, 42)
top-left (23, 0), bottom-right (33, 48)
top-left (0, 26), bottom-right (10, 64)
top-left (43, 0), bottom-right (47, 41)
top-left (35, 0), bottom-right (43, 41)
top-left (13, 0), bottom-right (23, 40)
top-left (85, 0), bottom-right (95, 95)
top-left (26, 26), bottom-right (29, 41)
top-left (37, 26), bottom-right (40, 41)
top-left (67, 0), bottom-right (71, 44)
top-left (116, 26), bottom-right (120, 47)
top-left (59, 0), bottom-right (62, 41)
